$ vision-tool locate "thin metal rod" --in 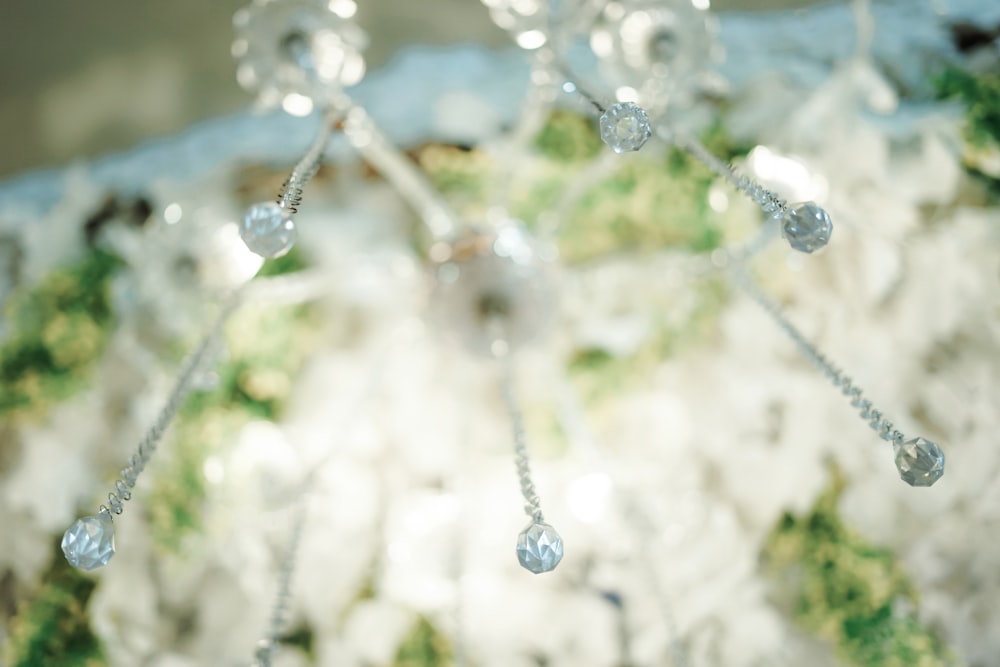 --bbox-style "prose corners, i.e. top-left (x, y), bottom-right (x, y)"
top-left (332, 93), bottom-right (457, 240)
top-left (498, 355), bottom-right (545, 523)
